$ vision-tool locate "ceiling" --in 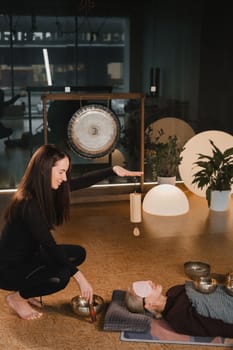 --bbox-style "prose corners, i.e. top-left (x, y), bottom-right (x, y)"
top-left (0, 0), bottom-right (139, 16)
